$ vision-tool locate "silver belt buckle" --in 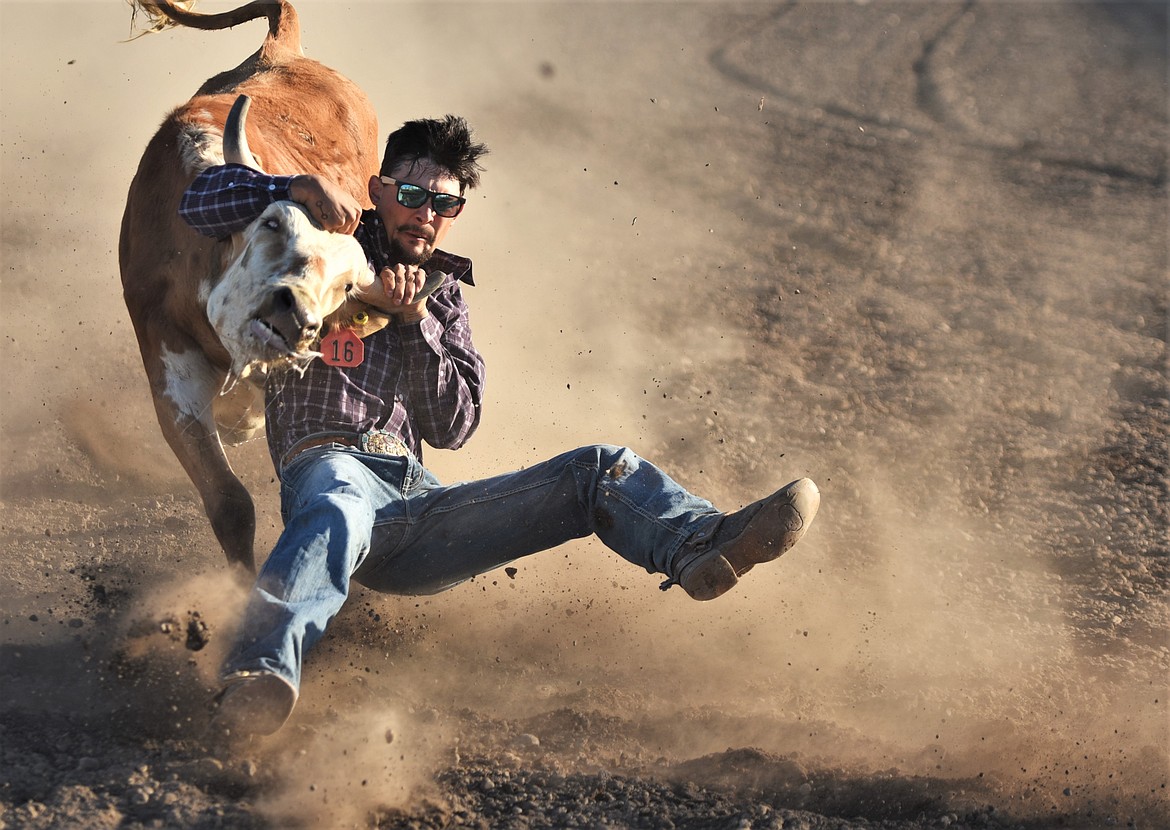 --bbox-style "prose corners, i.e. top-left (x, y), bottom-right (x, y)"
top-left (360, 430), bottom-right (408, 457)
